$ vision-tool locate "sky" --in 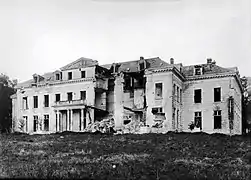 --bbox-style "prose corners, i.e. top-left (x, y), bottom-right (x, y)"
top-left (0, 0), bottom-right (250, 82)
